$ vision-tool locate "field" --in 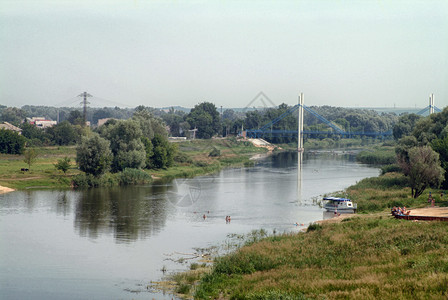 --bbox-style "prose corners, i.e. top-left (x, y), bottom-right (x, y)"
top-left (0, 146), bottom-right (78, 189)
top-left (0, 139), bottom-right (268, 190)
